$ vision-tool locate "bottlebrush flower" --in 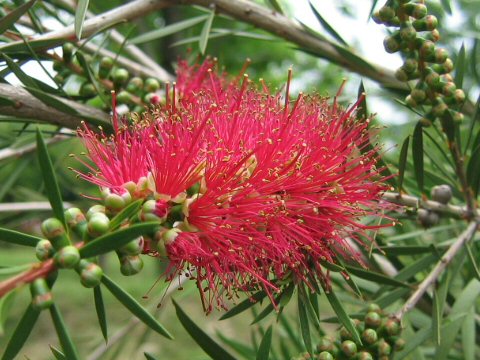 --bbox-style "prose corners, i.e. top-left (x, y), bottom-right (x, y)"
top-left (76, 59), bottom-right (390, 312)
